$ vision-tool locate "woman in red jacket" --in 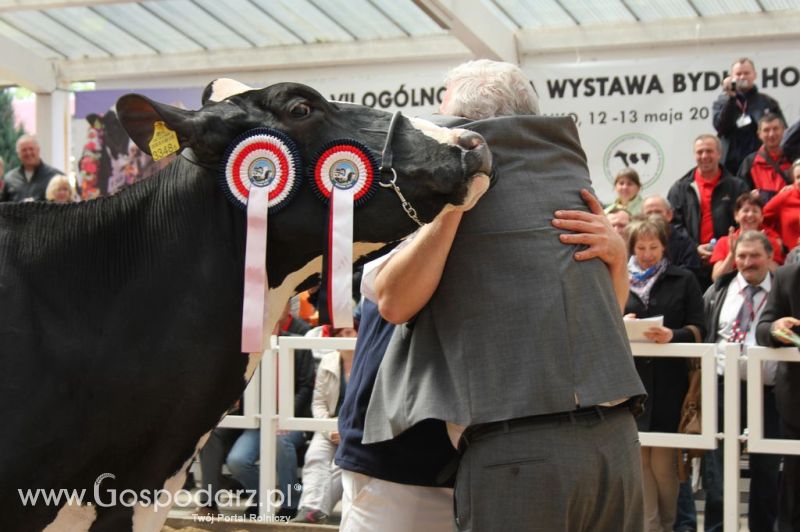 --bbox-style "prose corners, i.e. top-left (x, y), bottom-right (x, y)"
top-left (710, 193), bottom-right (784, 281)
